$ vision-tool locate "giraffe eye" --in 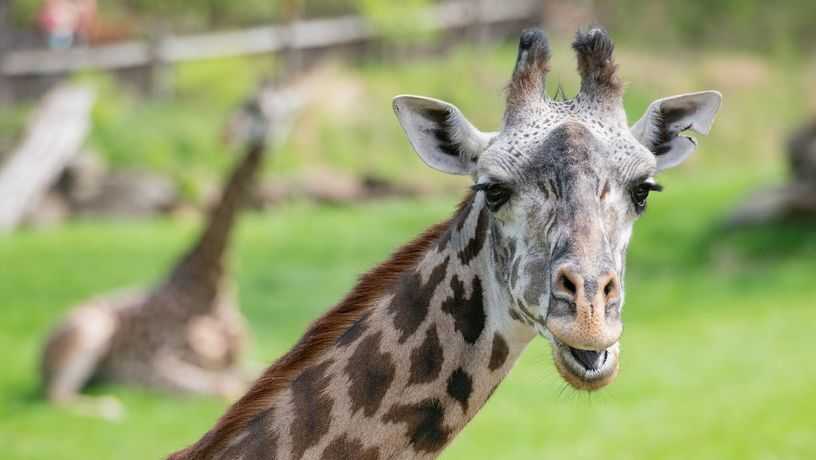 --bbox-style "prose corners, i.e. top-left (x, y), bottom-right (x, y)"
top-left (472, 183), bottom-right (512, 211)
top-left (630, 180), bottom-right (663, 214)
